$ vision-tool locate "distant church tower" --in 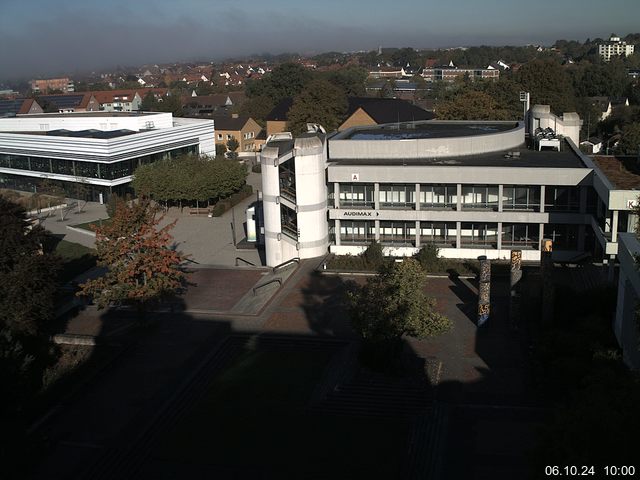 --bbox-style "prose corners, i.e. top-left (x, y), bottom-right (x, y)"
top-left (378, 45), bottom-right (382, 55)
